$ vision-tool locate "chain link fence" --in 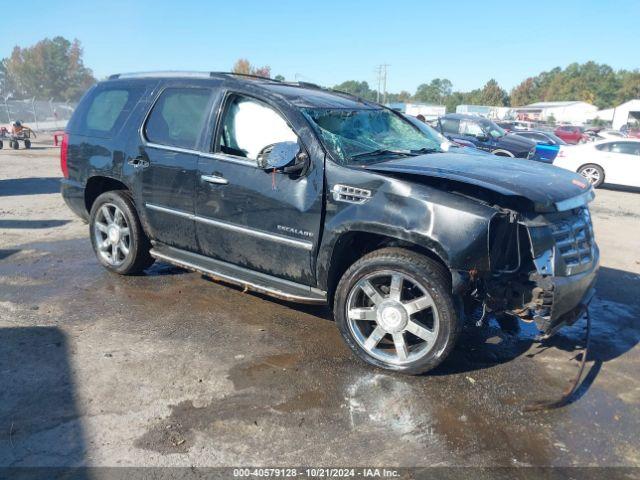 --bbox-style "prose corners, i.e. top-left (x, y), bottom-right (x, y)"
top-left (0, 99), bottom-right (76, 131)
